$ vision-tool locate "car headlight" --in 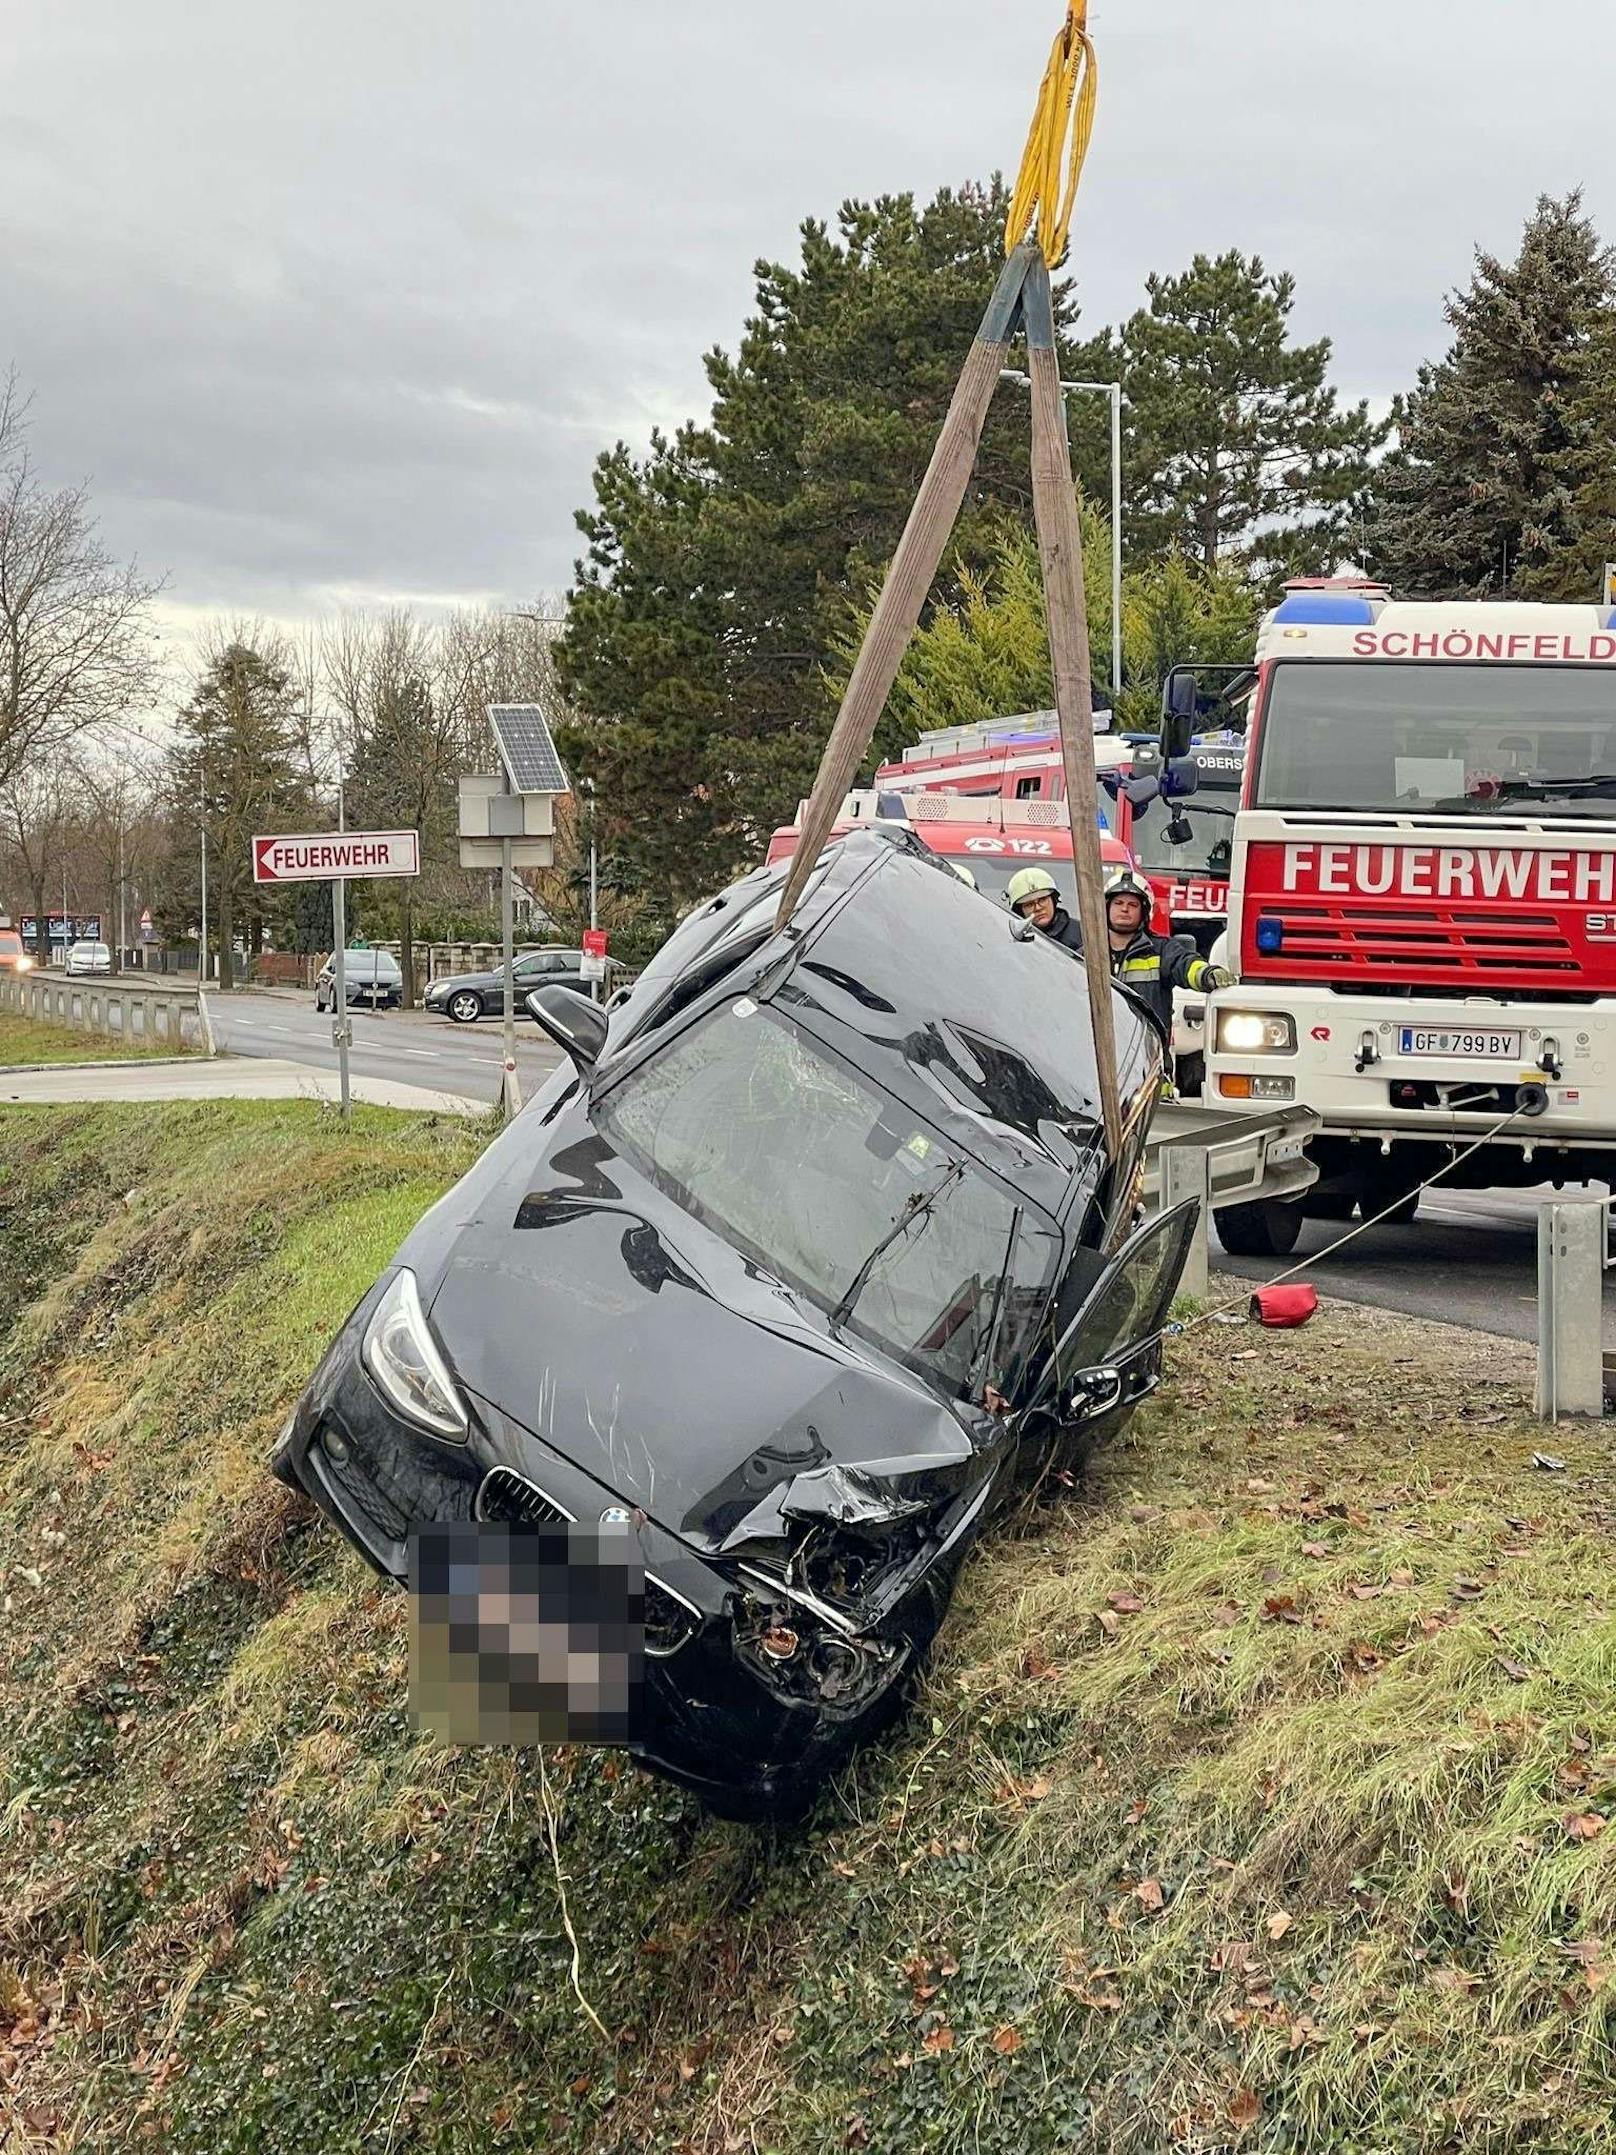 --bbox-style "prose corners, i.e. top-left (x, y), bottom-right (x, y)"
top-left (361, 1270), bottom-right (469, 1442)
top-left (1216, 1010), bottom-right (1296, 1055)
top-left (16, 955), bottom-right (32, 972)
